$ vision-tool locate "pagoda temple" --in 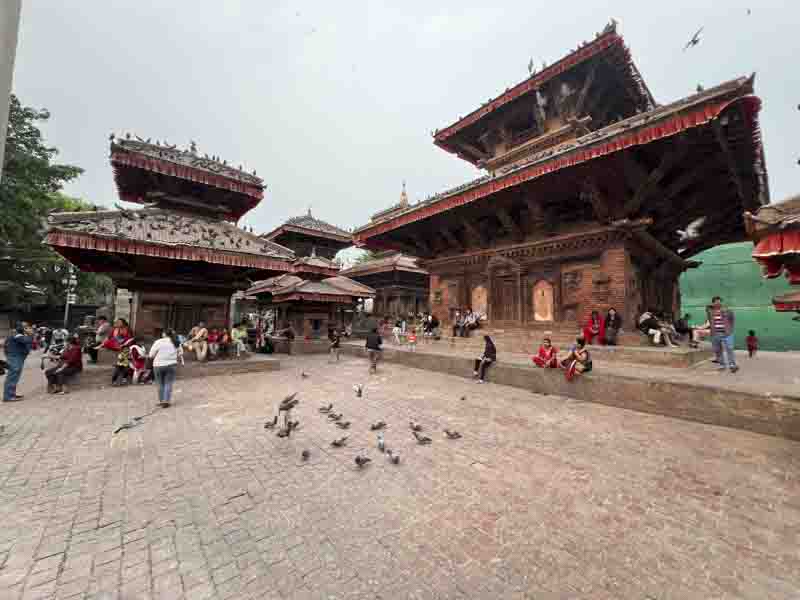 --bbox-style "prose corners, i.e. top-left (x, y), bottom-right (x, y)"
top-left (353, 22), bottom-right (769, 334)
top-left (745, 195), bottom-right (800, 315)
top-left (261, 209), bottom-right (352, 260)
top-left (46, 137), bottom-right (313, 338)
